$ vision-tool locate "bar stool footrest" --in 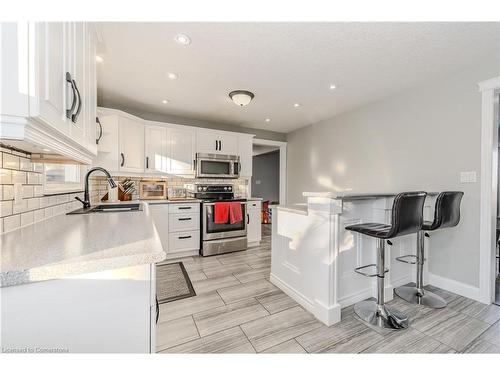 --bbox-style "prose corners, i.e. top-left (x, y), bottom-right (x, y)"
top-left (354, 264), bottom-right (389, 277)
top-left (395, 254), bottom-right (419, 264)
